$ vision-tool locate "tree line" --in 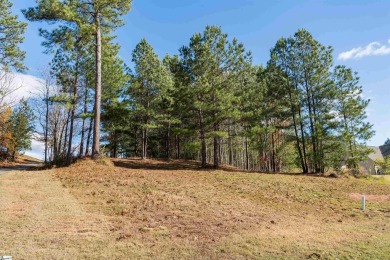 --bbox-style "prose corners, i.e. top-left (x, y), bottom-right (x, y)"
top-left (0, 0), bottom-right (374, 173)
